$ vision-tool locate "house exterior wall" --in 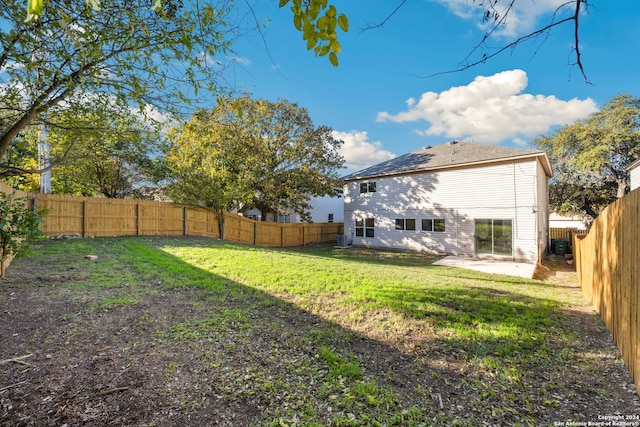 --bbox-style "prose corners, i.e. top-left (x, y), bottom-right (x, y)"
top-left (630, 162), bottom-right (640, 191)
top-left (307, 195), bottom-right (344, 223)
top-left (549, 213), bottom-right (588, 230)
top-left (536, 160), bottom-right (550, 257)
top-left (240, 196), bottom-right (343, 223)
top-left (343, 158), bottom-right (547, 262)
